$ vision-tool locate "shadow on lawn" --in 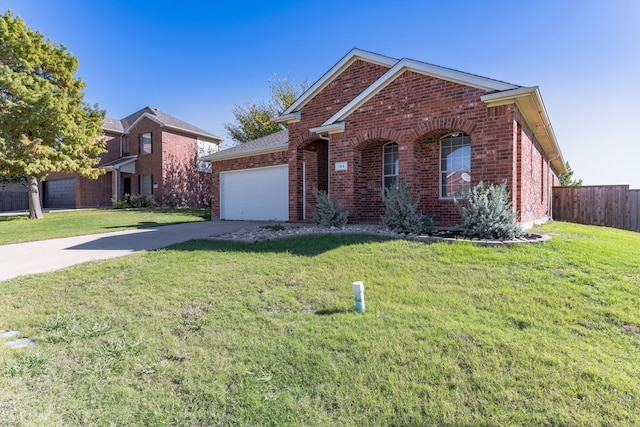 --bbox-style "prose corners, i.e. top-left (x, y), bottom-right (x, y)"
top-left (167, 234), bottom-right (394, 257)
